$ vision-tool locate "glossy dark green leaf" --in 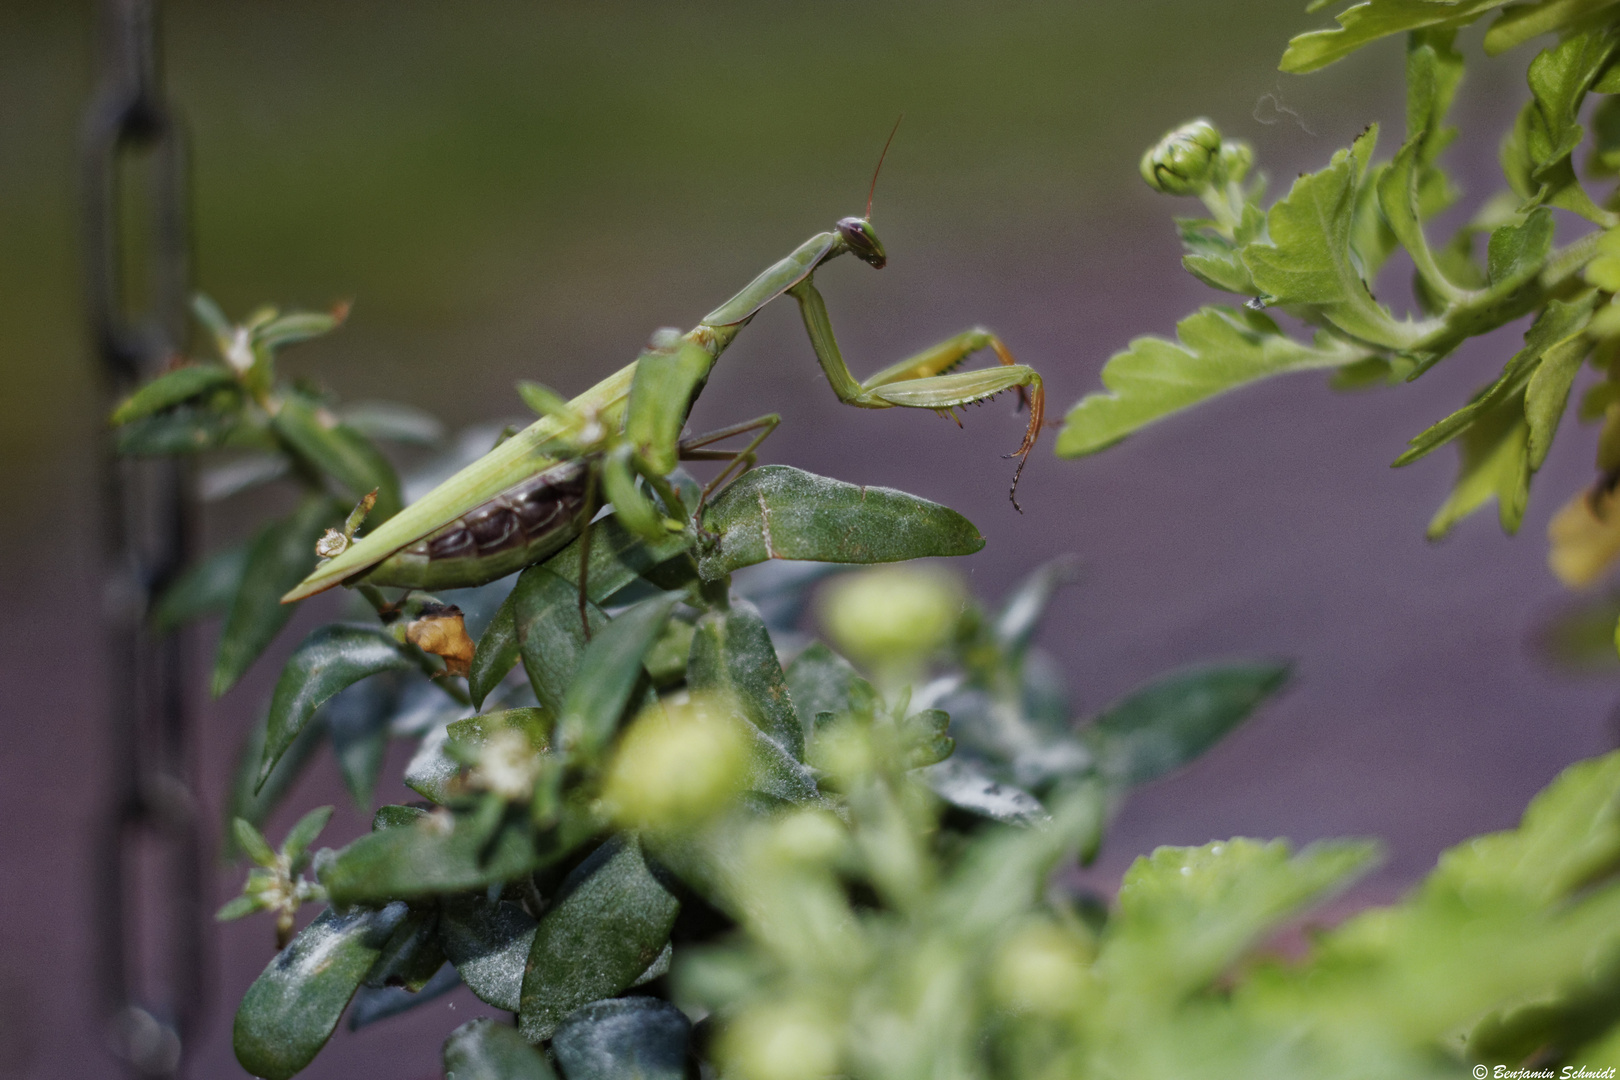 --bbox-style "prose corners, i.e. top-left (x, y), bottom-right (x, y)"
top-left (923, 757), bottom-right (1047, 827)
top-left (556, 593), bottom-right (680, 759)
top-left (225, 710), bottom-right (325, 859)
top-left (688, 600), bottom-right (803, 760)
top-left (518, 836), bottom-right (680, 1042)
top-left (469, 589), bottom-right (519, 710)
top-left (784, 642), bottom-right (878, 722)
top-left (272, 397), bottom-right (403, 523)
top-left (365, 907), bottom-right (446, 991)
top-left (321, 796), bottom-right (543, 906)
top-left (443, 1018), bottom-right (556, 1080)
top-left (696, 465), bottom-right (984, 580)
top-left (323, 676), bottom-right (398, 810)
top-left (552, 998), bottom-right (691, 1080)
top-left (151, 541), bottom-right (251, 631)
top-left (544, 514), bottom-right (694, 601)
top-left (439, 894), bottom-right (538, 1012)
top-left (233, 902), bottom-right (408, 1080)
top-left (258, 624), bottom-right (415, 790)
top-left (348, 963), bottom-right (460, 1032)
top-left (111, 363), bottom-right (237, 426)
top-left (213, 496), bottom-right (339, 698)
top-left (514, 566), bottom-right (609, 716)
top-left (1082, 662), bottom-right (1291, 787)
